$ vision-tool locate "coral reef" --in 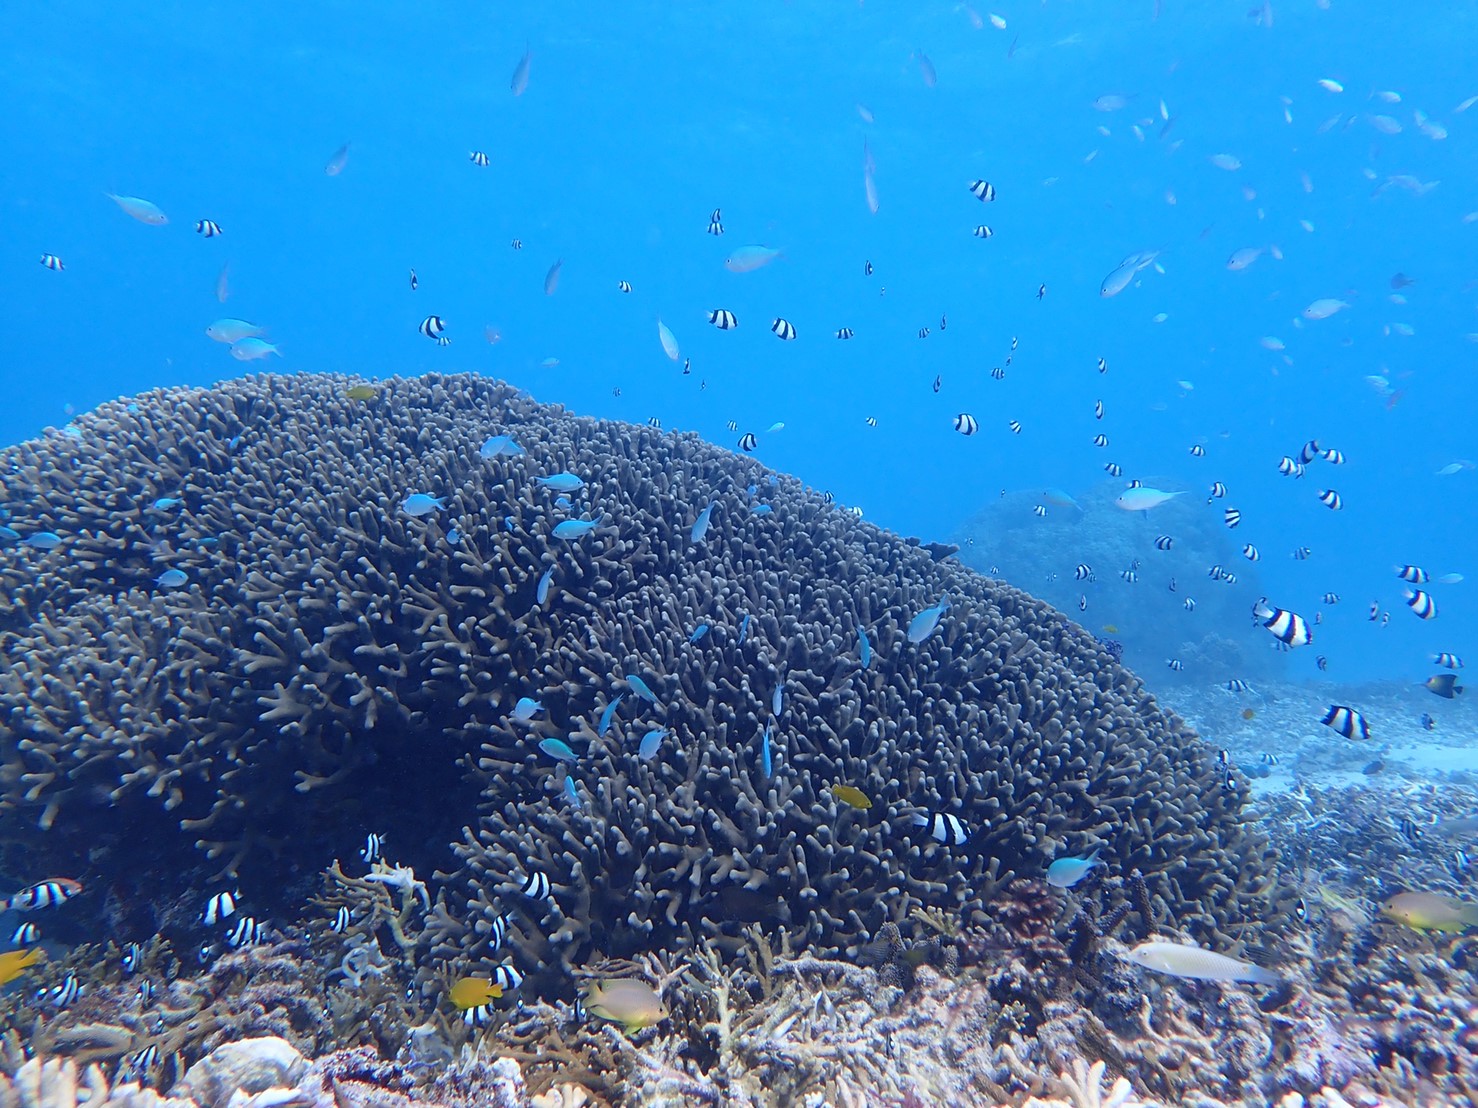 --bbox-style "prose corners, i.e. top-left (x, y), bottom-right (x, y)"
top-left (0, 373), bottom-right (1273, 988)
